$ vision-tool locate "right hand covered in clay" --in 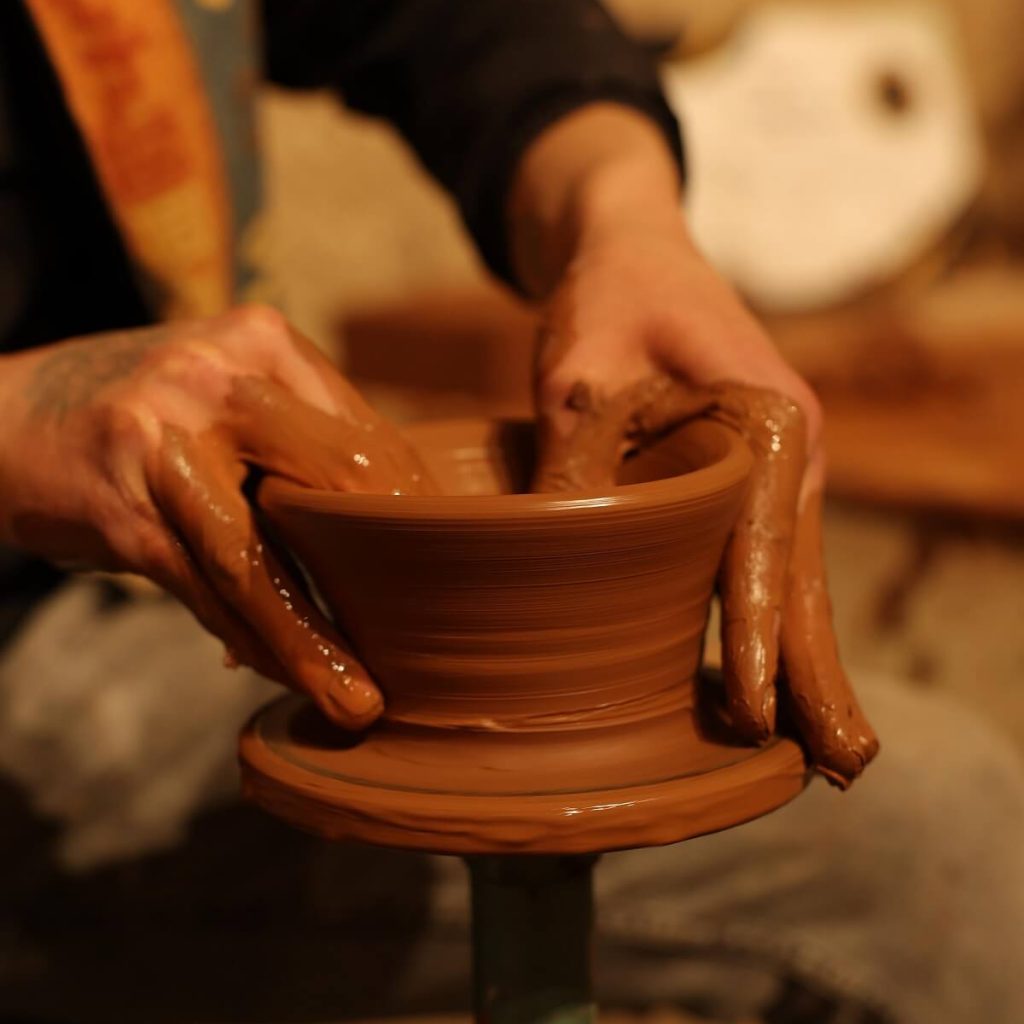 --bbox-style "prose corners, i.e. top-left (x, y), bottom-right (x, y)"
top-left (506, 101), bottom-right (876, 786)
top-left (0, 305), bottom-right (436, 730)
top-left (534, 372), bottom-right (879, 788)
